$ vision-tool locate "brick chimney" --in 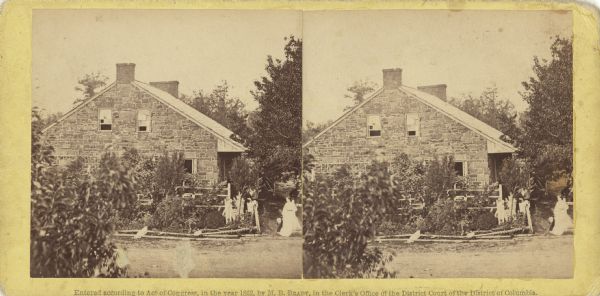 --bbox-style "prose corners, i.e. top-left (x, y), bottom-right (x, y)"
top-left (149, 81), bottom-right (179, 98)
top-left (383, 68), bottom-right (403, 89)
top-left (116, 63), bottom-right (136, 84)
top-left (417, 84), bottom-right (447, 101)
